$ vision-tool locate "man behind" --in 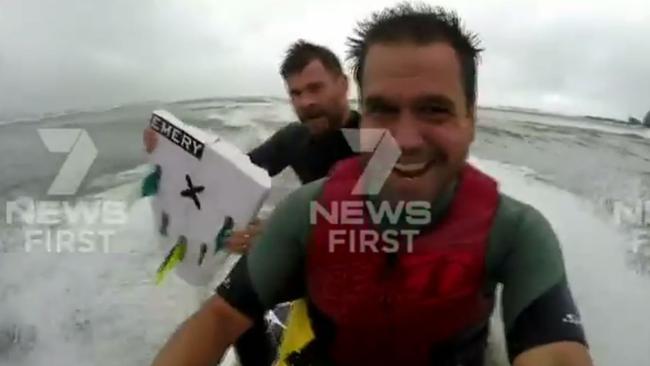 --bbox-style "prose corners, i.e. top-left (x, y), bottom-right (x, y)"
top-left (143, 41), bottom-right (359, 365)
top-left (151, 3), bottom-right (593, 366)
